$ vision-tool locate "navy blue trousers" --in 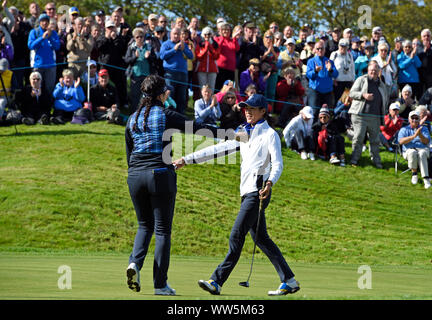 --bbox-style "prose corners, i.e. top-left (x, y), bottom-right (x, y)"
top-left (127, 166), bottom-right (177, 289)
top-left (211, 191), bottom-right (295, 286)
